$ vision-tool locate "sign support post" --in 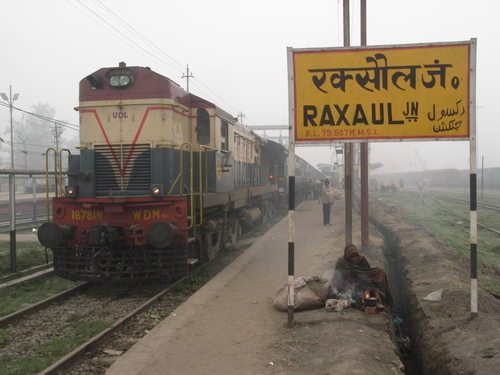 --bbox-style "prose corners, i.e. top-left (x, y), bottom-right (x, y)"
top-left (343, 0), bottom-right (353, 246)
top-left (360, 0), bottom-right (369, 253)
top-left (287, 38), bottom-right (477, 316)
top-left (286, 47), bottom-right (296, 327)
top-left (469, 39), bottom-right (478, 316)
